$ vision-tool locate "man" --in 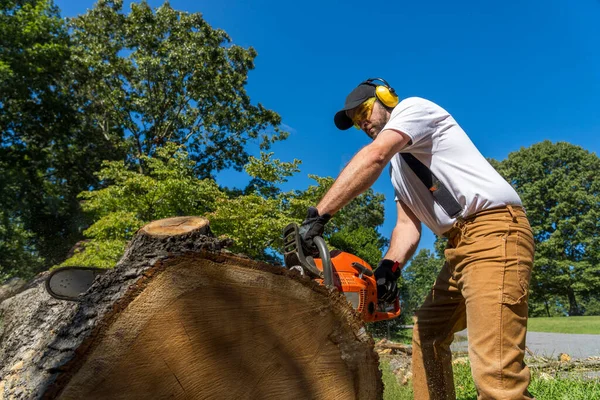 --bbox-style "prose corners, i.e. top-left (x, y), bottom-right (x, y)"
top-left (299, 78), bottom-right (535, 399)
